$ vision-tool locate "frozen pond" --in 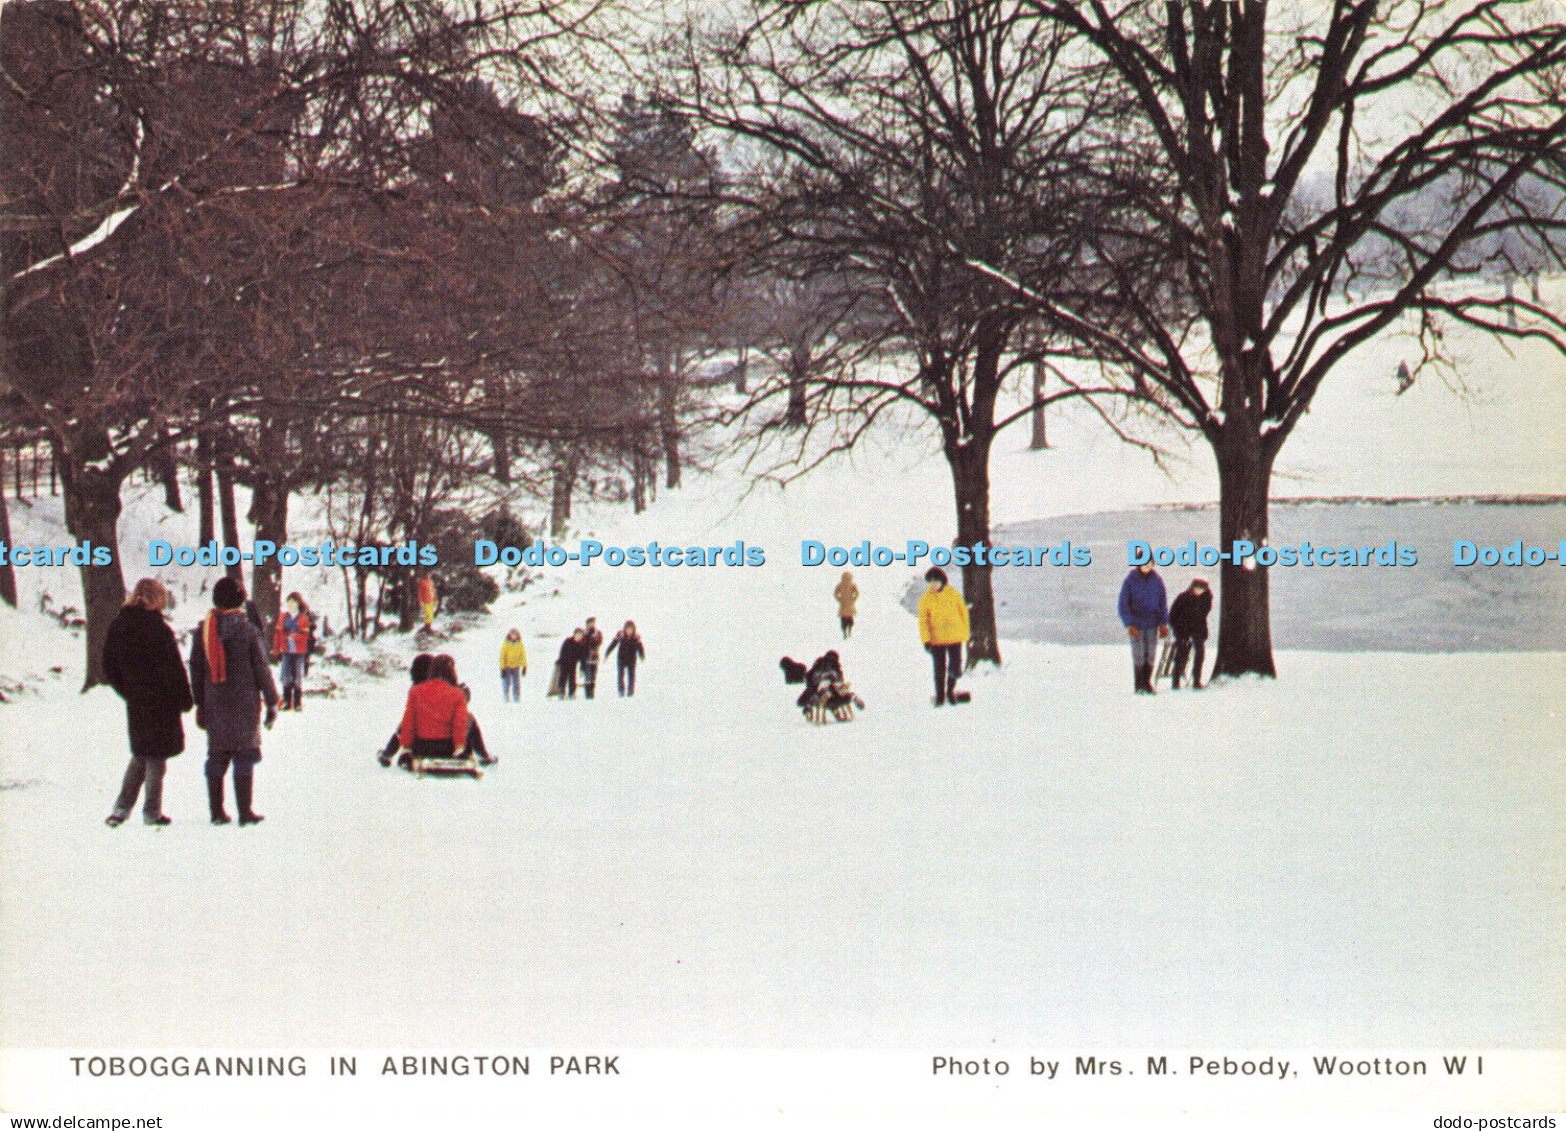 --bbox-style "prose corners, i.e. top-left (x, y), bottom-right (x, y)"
top-left (986, 500), bottom-right (1566, 652)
